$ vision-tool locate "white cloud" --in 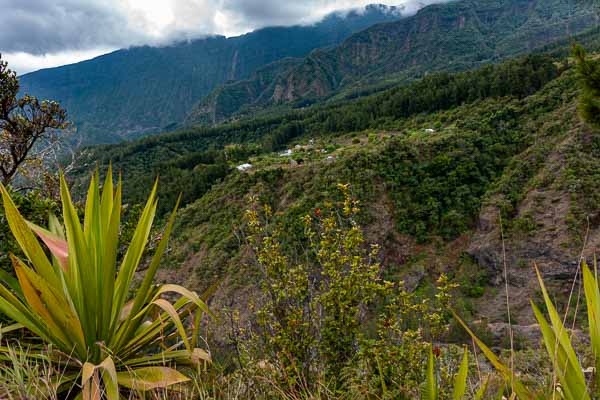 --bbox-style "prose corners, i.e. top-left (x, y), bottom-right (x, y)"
top-left (3, 49), bottom-right (115, 75)
top-left (1, 0), bottom-right (448, 74)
